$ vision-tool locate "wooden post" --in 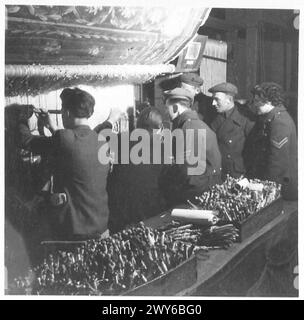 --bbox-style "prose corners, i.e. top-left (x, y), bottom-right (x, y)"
top-left (246, 23), bottom-right (259, 96)
top-left (226, 29), bottom-right (239, 86)
top-left (285, 41), bottom-right (292, 93)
